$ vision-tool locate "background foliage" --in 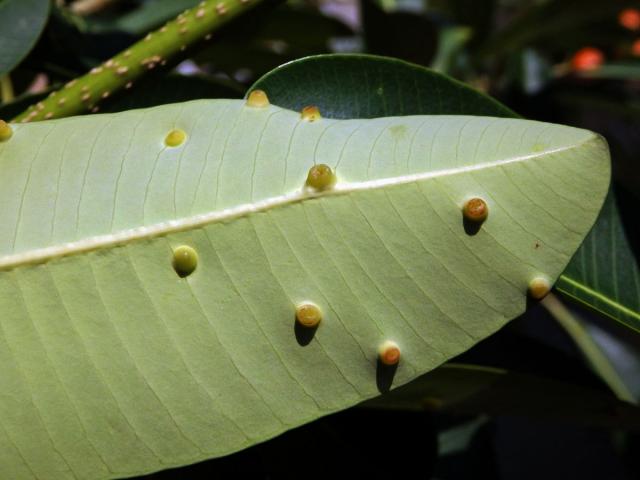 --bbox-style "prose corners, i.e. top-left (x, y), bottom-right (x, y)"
top-left (1, 0), bottom-right (639, 478)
